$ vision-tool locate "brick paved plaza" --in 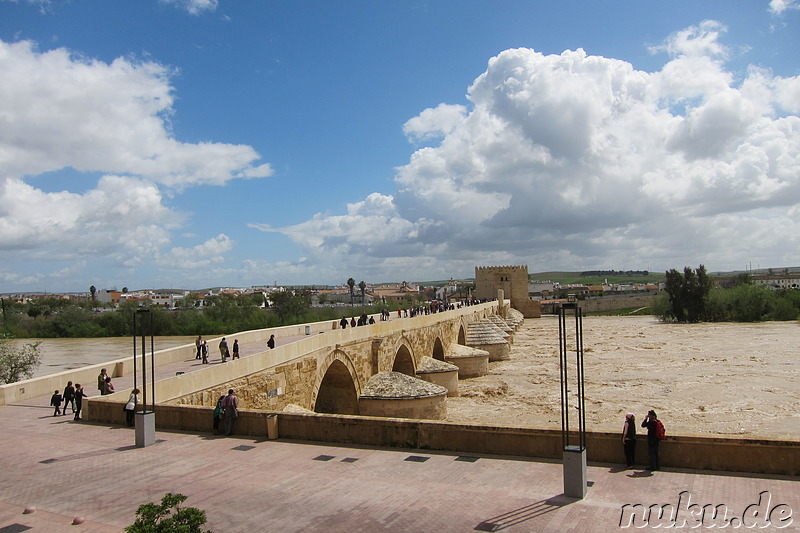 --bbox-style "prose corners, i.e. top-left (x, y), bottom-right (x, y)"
top-left (1, 390), bottom-right (798, 532)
